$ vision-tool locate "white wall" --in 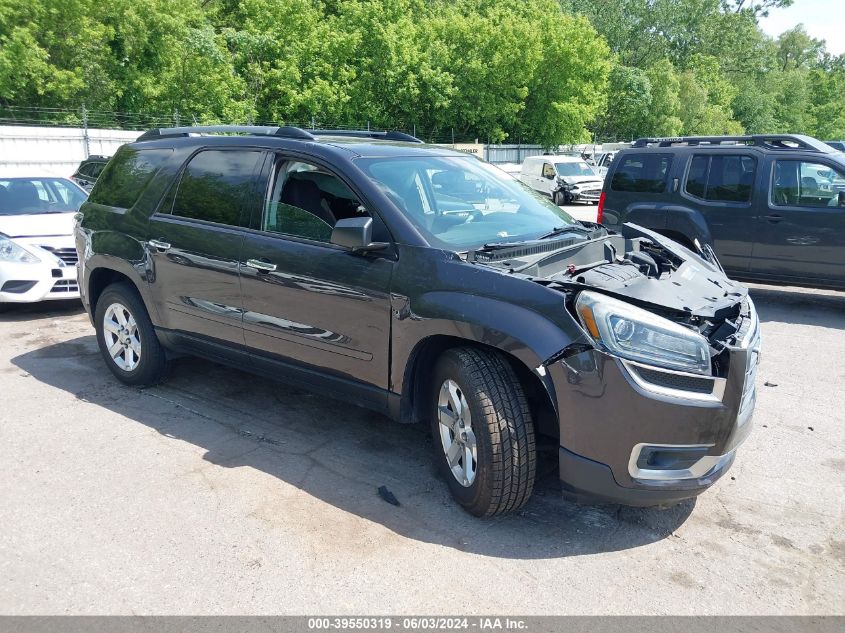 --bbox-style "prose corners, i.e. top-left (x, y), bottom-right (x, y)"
top-left (0, 126), bottom-right (141, 176)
